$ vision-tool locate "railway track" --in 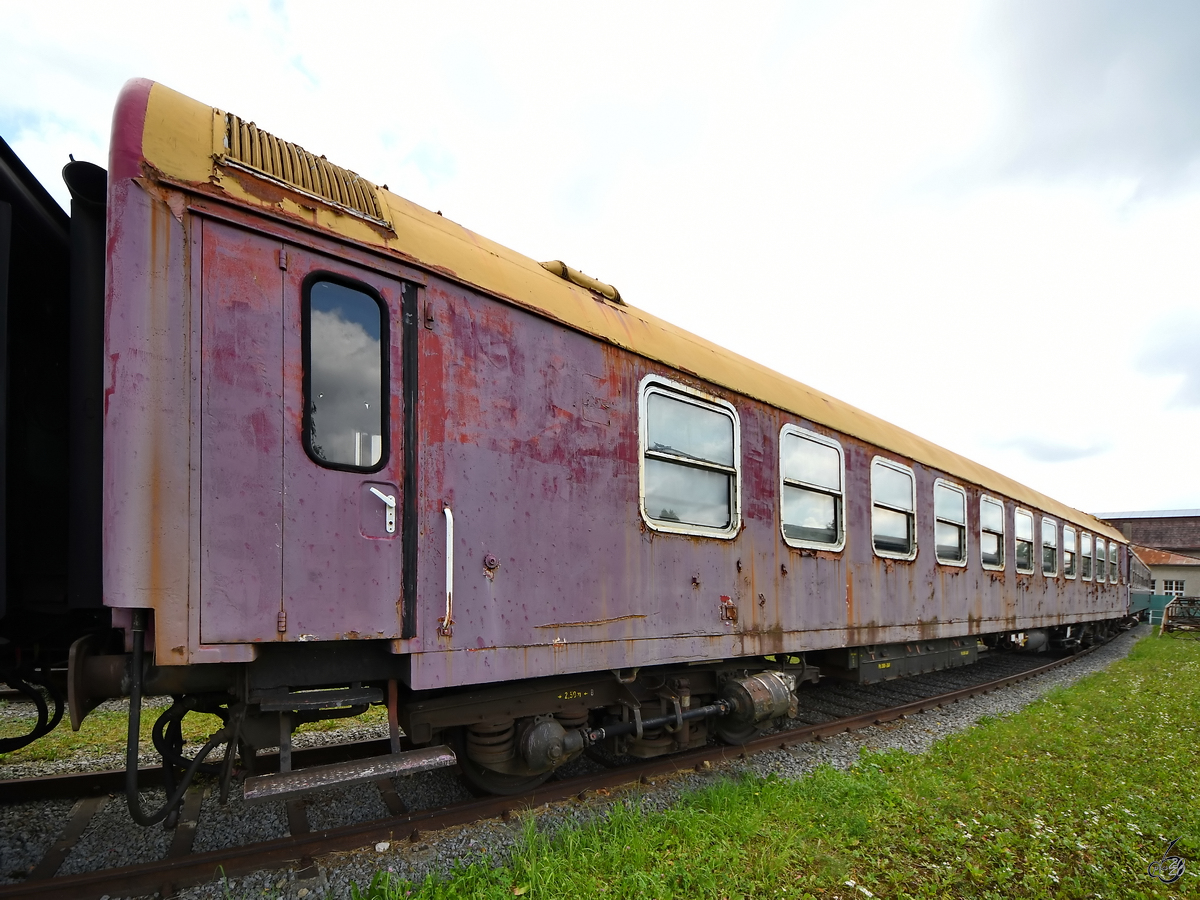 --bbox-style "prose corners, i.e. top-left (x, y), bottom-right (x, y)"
top-left (0, 643), bottom-right (1115, 900)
